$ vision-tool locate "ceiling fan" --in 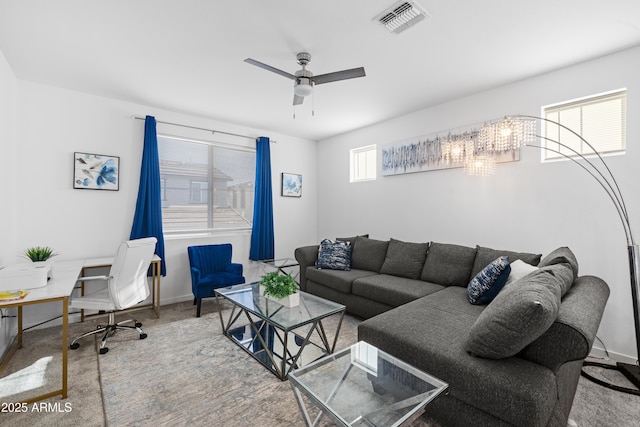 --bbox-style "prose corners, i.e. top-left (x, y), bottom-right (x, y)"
top-left (244, 52), bottom-right (366, 106)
